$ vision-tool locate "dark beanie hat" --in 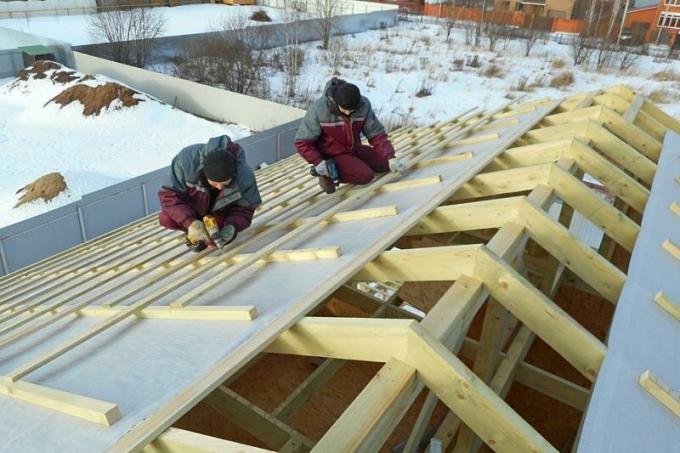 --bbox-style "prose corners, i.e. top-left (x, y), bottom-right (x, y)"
top-left (204, 151), bottom-right (235, 182)
top-left (334, 83), bottom-right (361, 111)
